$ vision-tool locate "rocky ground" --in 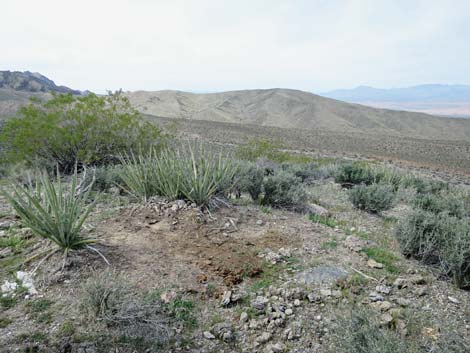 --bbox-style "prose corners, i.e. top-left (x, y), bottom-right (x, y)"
top-left (0, 174), bottom-right (469, 352)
